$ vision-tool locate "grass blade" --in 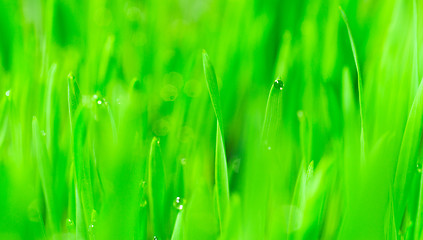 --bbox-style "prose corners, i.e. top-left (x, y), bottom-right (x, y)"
top-left (215, 122), bottom-right (230, 231)
top-left (148, 137), bottom-right (166, 239)
top-left (202, 50), bottom-right (224, 131)
top-left (171, 211), bottom-right (184, 240)
top-left (32, 116), bottom-right (58, 233)
top-left (67, 72), bottom-right (81, 135)
top-left (393, 79), bottom-right (423, 229)
top-left (73, 109), bottom-right (95, 239)
top-left (261, 77), bottom-right (284, 143)
top-left (339, 6), bottom-right (366, 162)
top-left (202, 50), bottom-right (230, 232)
